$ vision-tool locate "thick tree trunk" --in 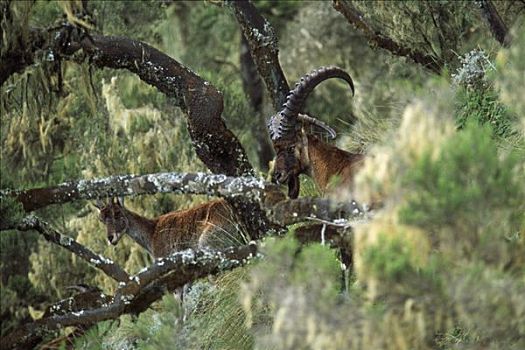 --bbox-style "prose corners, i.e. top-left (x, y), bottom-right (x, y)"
top-left (240, 33), bottom-right (274, 170)
top-left (228, 1), bottom-right (290, 109)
